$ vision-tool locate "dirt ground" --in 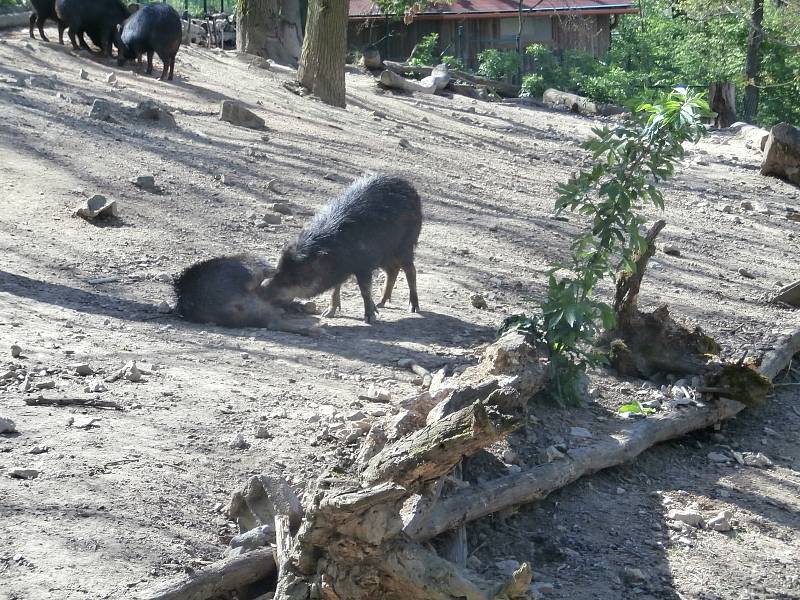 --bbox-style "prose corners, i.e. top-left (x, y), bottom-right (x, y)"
top-left (1, 26), bottom-right (799, 600)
